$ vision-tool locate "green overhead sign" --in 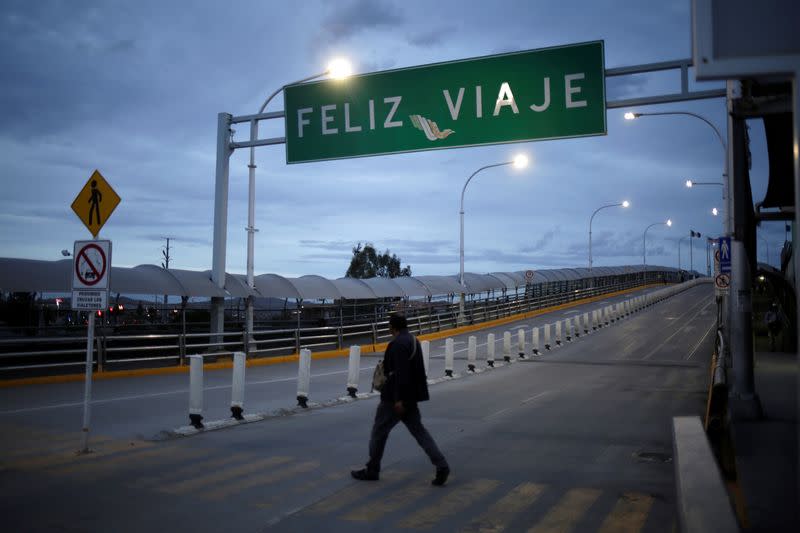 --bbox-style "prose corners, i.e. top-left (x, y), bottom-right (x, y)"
top-left (284, 41), bottom-right (606, 164)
